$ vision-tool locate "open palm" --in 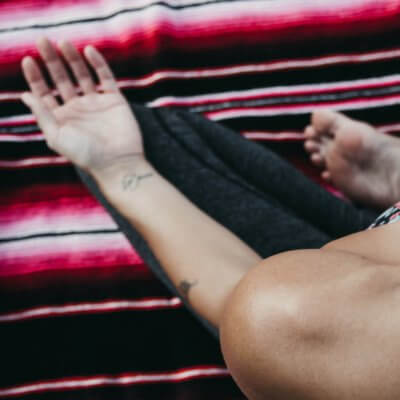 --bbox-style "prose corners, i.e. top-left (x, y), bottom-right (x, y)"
top-left (21, 38), bottom-right (144, 174)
